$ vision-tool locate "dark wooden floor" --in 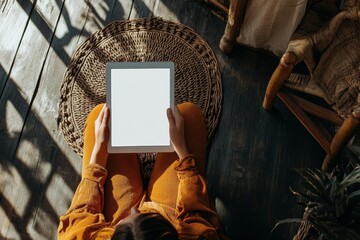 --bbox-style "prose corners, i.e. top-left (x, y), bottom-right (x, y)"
top-left (0, 0), bottom-right (325, 239)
